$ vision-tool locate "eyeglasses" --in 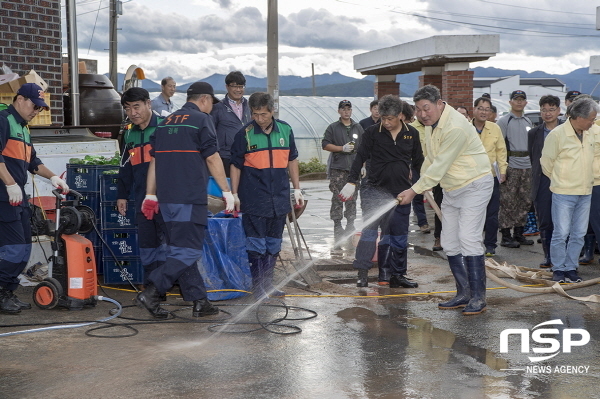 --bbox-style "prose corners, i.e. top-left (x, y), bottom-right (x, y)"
top-left (476, 107), bottom-right (491, 112)
top-left (228, 84), bottom-right (245, 89)
top-left (540, 108), bottom-right (559, 114)
top-left (28, 99), bottom-right (43, 111)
